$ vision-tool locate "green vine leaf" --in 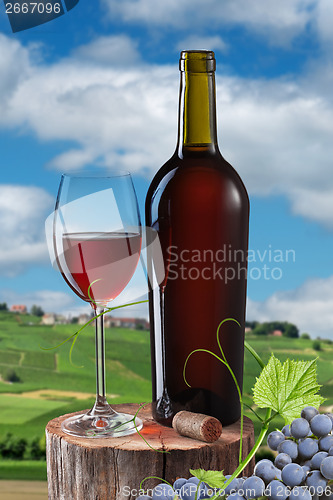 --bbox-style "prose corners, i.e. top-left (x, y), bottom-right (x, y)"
top-left (253, 354), bottom-right (325, 424)
top-left (190, 469), bottom-right (226, 489)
